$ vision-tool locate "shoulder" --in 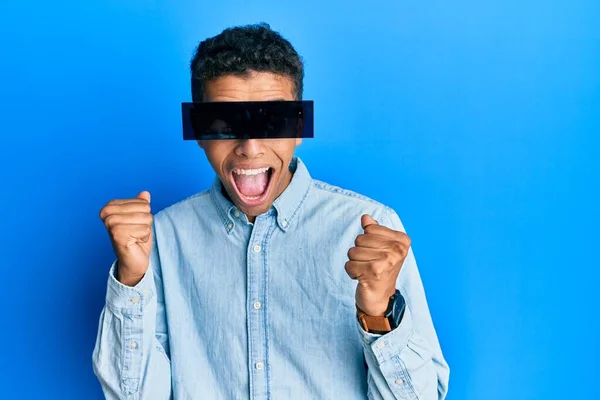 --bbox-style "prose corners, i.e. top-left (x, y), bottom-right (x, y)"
top-left (308, 178), bottom-right (401, 225)
top-left (310, 179), bottom-right (386, 207)
top-left (153, 189), bottom-right (213, 222)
